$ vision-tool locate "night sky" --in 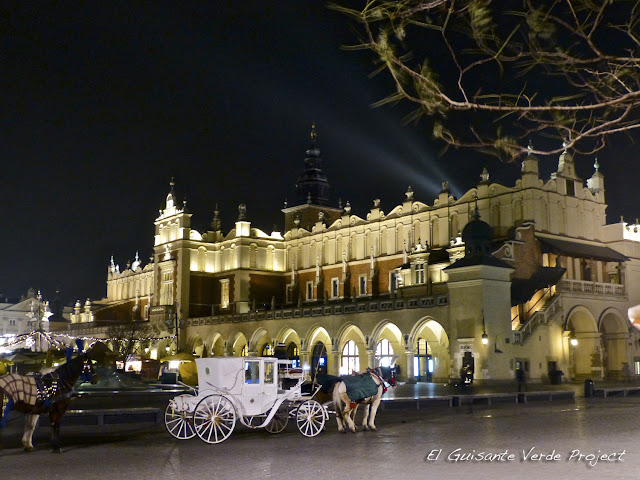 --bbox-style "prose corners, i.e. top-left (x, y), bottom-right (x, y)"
top-left (2, 2), bottom-right (638, 305)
